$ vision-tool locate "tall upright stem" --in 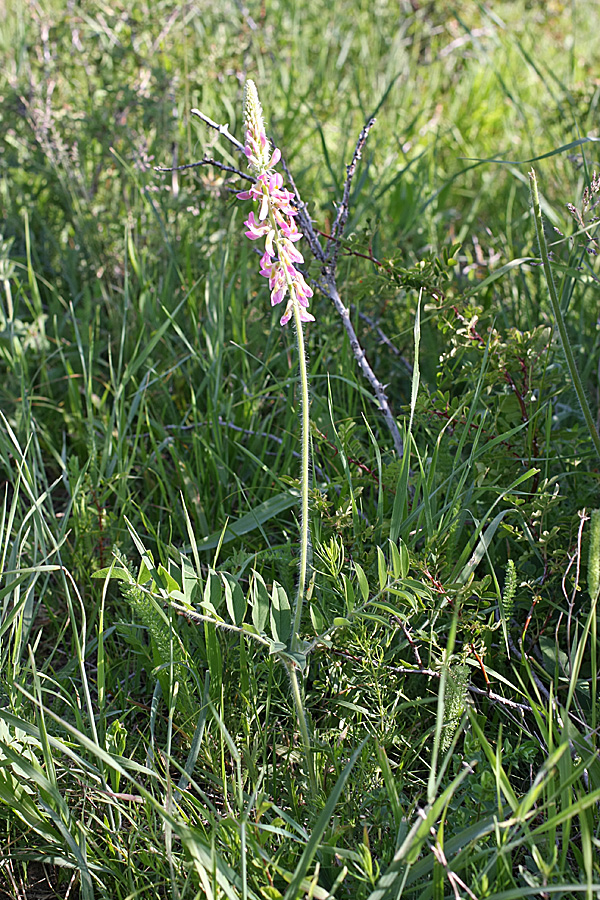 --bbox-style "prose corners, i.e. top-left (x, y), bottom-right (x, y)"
top-left (291, 301), bottom-right (311, 652)
top-left (288, 662), bottom-right (316, 795)
top-left (285, 298), bottom-right (316, 796)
